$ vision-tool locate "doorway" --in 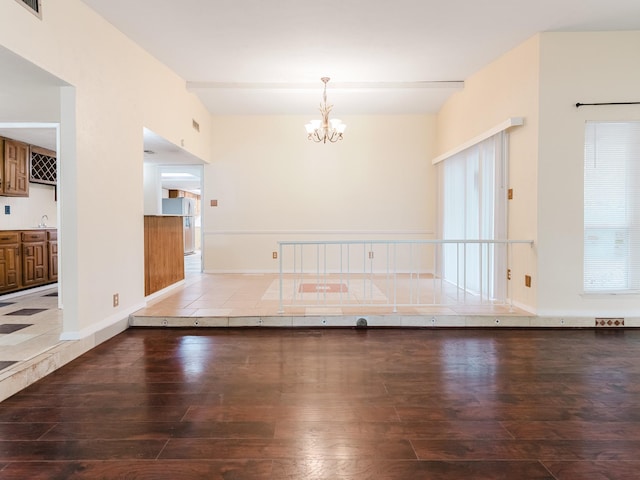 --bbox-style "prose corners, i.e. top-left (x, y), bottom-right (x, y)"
top-left (142, 128), bottom-right (205, 276)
